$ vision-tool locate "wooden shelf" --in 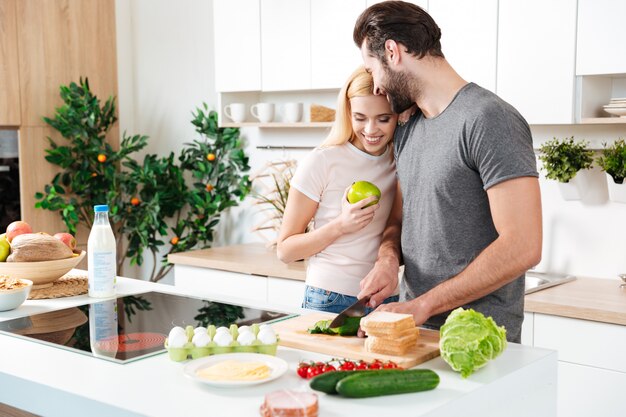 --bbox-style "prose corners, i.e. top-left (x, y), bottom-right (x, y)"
top-left (580, 117), bottom-right (626, 124)
top-left (220, 122), bottom-right (333, 128)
